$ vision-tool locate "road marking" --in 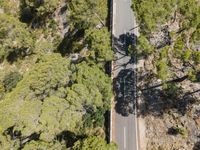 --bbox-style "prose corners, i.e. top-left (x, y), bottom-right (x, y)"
top-left (124, 127), bottom-right (127, 149)
top-left (113, 2), bottom-right (117, 35)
